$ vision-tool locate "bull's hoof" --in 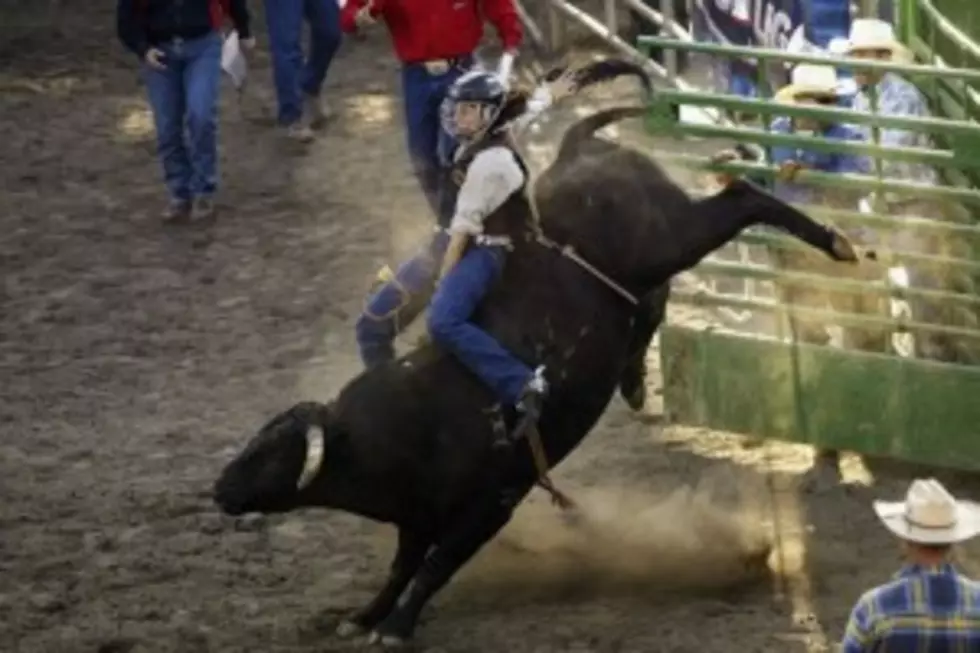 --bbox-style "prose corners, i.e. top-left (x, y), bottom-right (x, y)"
top-left (368, 611), bottom-right (417, 649)
top-left (367, 630), bottom-right (410, 649)
top-left (620, 381), bottom-right (646, 412)
top-left (619, 375), bottom-right (647, 413)
top-left (830, 231), bottom-right (859, 262)
top-left (335, 619), bottom-right (366, 639)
